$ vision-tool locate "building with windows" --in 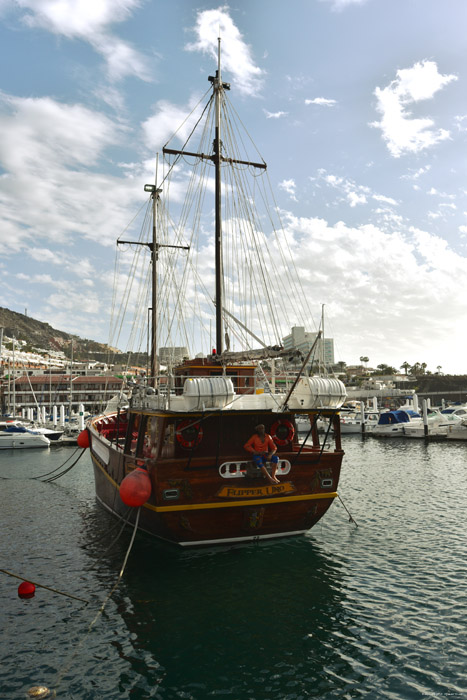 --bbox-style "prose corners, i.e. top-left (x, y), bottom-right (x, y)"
top-left (158, 347), bottom-right (189, 367)
top-left (282, 326), bottom-right (334, 369)
top-left (1, 374), bottom-right (124, 416)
